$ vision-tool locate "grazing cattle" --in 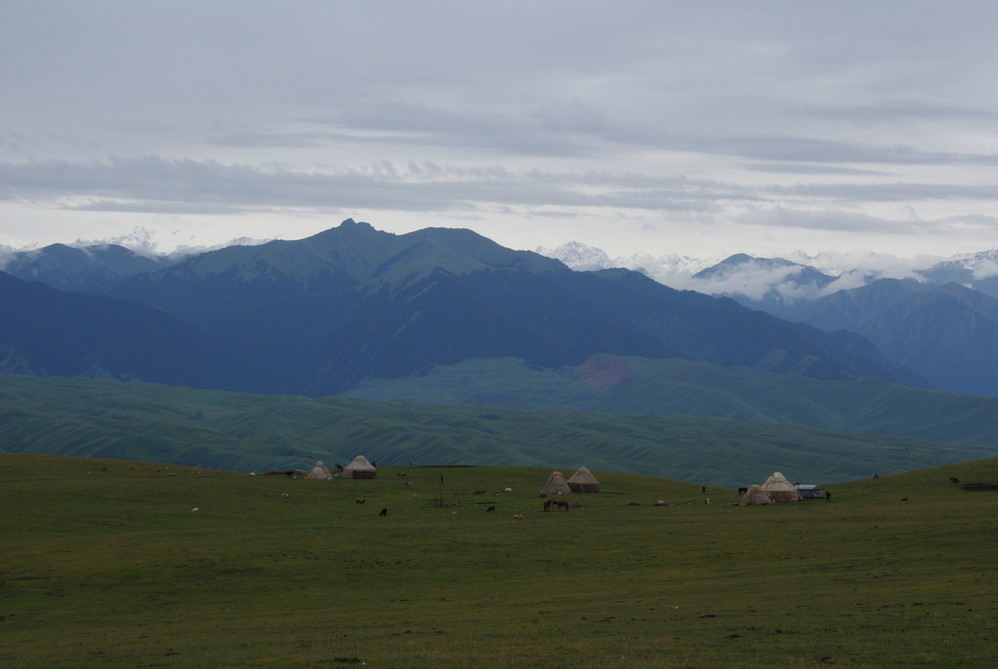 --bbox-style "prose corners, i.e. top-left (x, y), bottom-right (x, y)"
top-left (379, 507), bottom-right (388, 517)
top-left (949, 477), bottom-right (960, 484)
top-left (397, 472), bottom-right (407, 478)
top-left (404, 481), bottom-right (412, 488)
top-left (355, 498), bottom-right (366, 505)
top-left (901, 497), bottom-right (909, 502)
top-left (513, 514), bottom-right (524, 520)
top-left (281, 493), bottom-right (290, 499)
top-left (738, 487), bottom-right (749, 496)
top-left (543, 500), bottom-right (553, 512)
top-left (486, 505), bottom-right (496, 513)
